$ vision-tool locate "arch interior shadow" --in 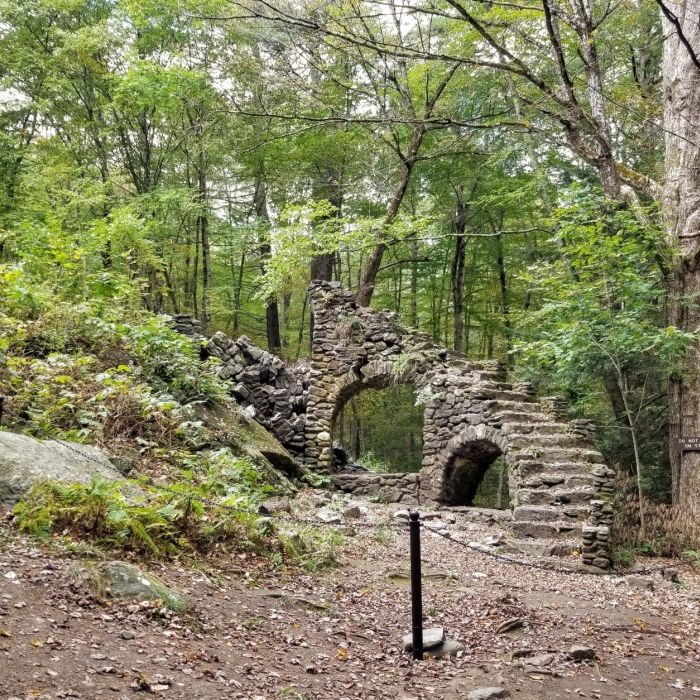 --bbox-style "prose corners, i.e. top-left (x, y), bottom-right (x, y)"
top-left (440, 439), bottom-right (504, 506)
